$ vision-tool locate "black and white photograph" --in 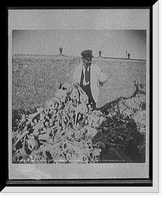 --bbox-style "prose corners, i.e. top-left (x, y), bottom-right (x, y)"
top-left (12, 29), bottom-right (147, 165)
top-left (5, 6), bottom-right (159, 192)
